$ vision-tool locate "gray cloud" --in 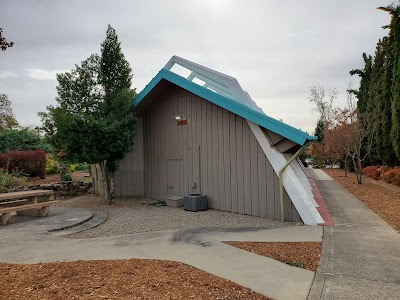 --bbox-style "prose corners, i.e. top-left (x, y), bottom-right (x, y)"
top-left (25, 68), bottom-right (67, 81)
top-left (0, 0), bottom-right (393, 133)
